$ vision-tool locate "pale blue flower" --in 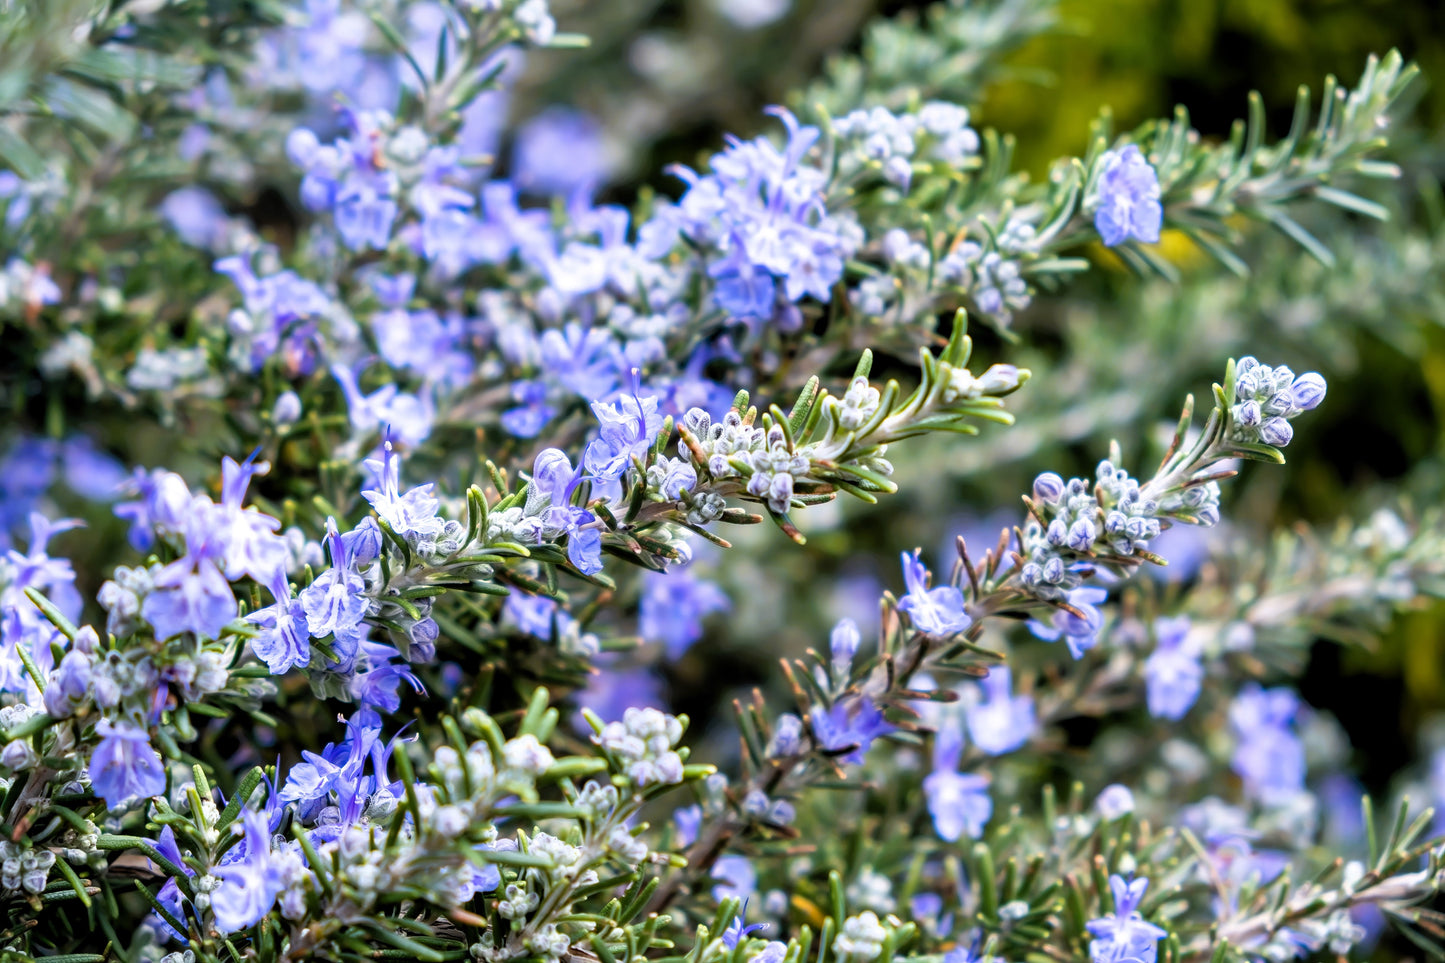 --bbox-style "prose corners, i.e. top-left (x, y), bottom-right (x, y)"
top-left (299, 520), bottom-right (368, 656)
top-left (210, 809), bottom-right (287, 933)
top-left (1094, 145), bottom-right (1162, 247)
top-left (965, 666), bottom-right (1036, 756)
top-left (640, 569), bottom-right (730, 658)
top-left (514, 107), bottom-right (611, 197)
top-left (1143, 616), bottom-right (1203, 720)
top-left (246, 573), bottom-right (311, 675)
top-left (143, 555), bottom-right (237, 641)
top-left (674, 803), bottom-right (703, 847)
top-left (1086, 875), bottom-right (1167, 963)
top-left (361, 438), bottom-right (444, 539)
top-left (505, 592), bottom-right (562, 639)
top-left (1228, 684), bottom-right (1305, 804)
top-left (90, 720), bottom-right (167, 809)
top-left (811, 696), bottom-right (892, 764)
top-left (923, 767), bottom-right (992, 841)
top-left (1028, 586), bottom-right (1108, 658)
top-left (584, 381), bottom-right (664, 481)
top-left (711, 854), bottom-right (757, 904)
top-left (897, 550), bottom-right (971, 636)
